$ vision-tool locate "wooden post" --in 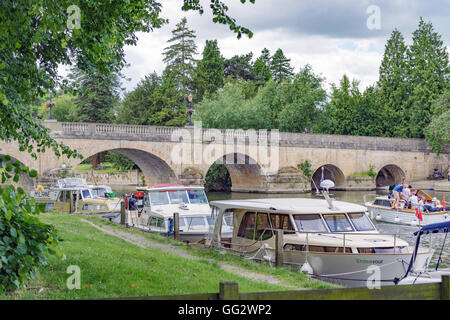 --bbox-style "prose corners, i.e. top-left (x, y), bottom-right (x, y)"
top-left (173, 212), bottom-right (179, 241)
top-left (219, 282), bottom-right (239, 300)
top-left (275, 230), bottom-right (284, 268)
top-left (120, 200), bottom-right (125, 225)
top-left (441, 275), bottom-right (450, 300)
